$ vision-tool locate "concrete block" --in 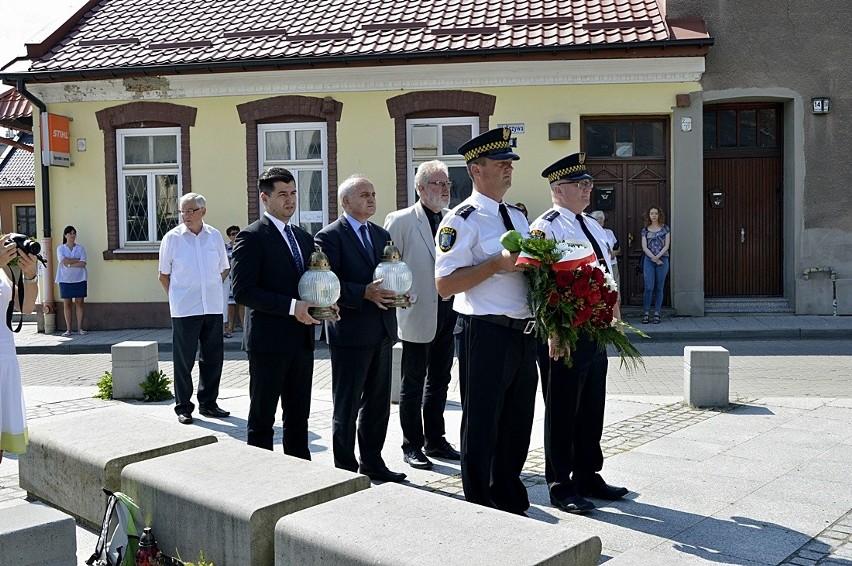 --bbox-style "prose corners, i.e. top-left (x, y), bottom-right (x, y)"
top-left (684, 346), bottom-right (729, 407)
top-left (391, 341), bottom-right (402, 404)
top-left (112, 340), bottom-right (159, 399)
top-left (0, 501), bottom-right (76, 566)
top-left (19, 405), bottom-right (217, 528)
top-left (122, 441), bottom-right (371, 566)
top-left (275, 483), bottom-right (602, 566)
